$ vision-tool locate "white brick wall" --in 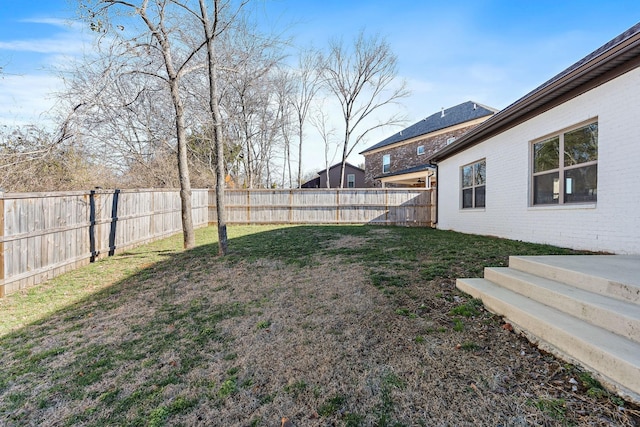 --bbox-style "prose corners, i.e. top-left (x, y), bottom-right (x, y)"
top-left (437, 67), bottom-right (640, 254)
